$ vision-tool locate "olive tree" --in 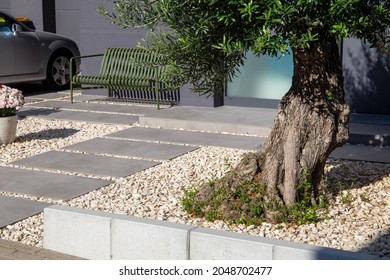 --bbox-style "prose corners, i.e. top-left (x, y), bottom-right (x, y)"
top-left (99, 0), bottom-right (389, 220)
